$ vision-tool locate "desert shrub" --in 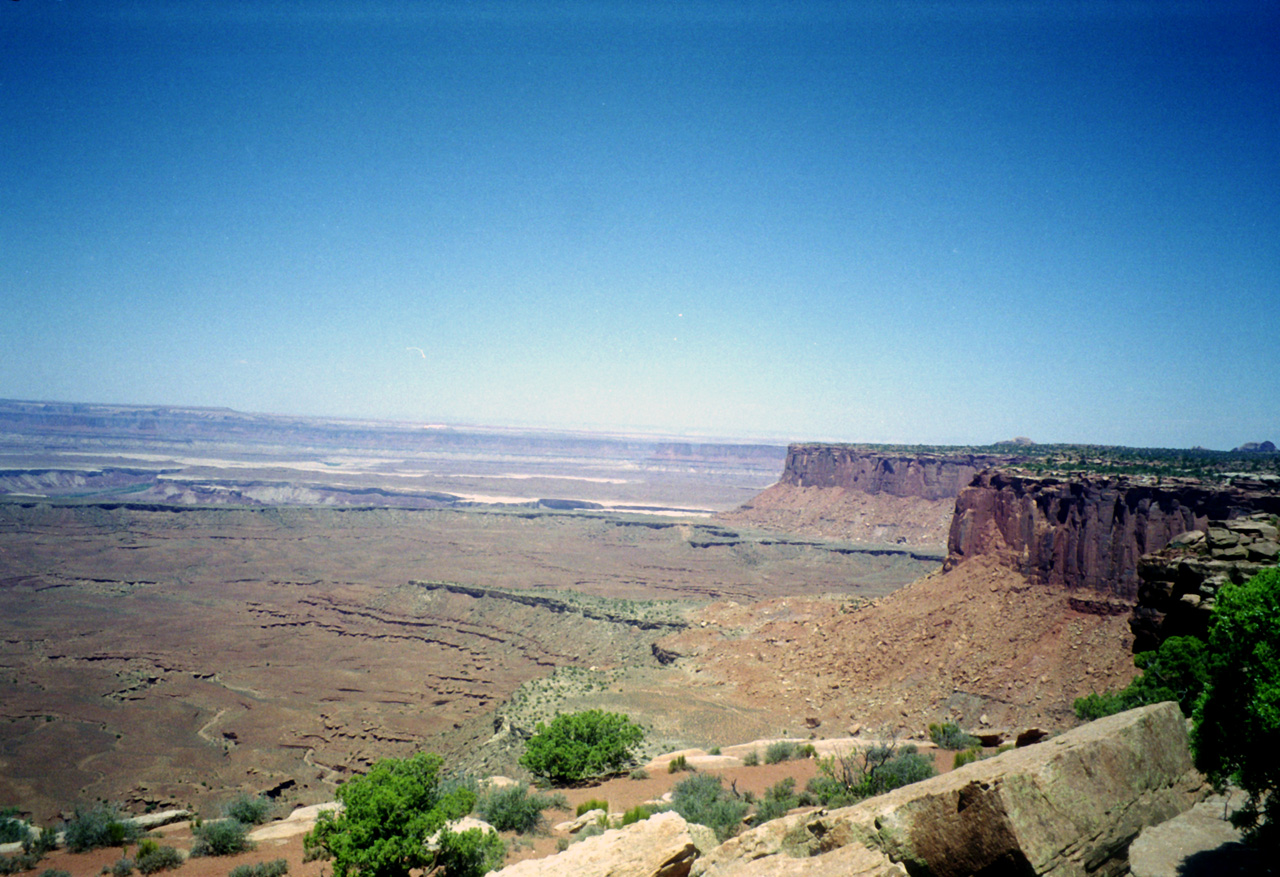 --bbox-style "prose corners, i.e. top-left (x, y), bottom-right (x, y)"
top-left (110, 857), bottom-right (134, 877)
top-left (620, 805), bottom-right (651, 826)
top-left (0, 809), bottom-right (22, 844)
top-left (519, 710), bottom-right (645, 784)
top-left (24, 828), bottom-right (57, 857)
top-left (224, 794), bottom-right (271, 826)
top-left (806, 742), bottom-right (937, 807)
top-left (1193, 567), bottom-right (1280, 847)
top-left (629, 768), bottom-right (649, 780)
top-left (134, 843), bottom-right (183, 874)
top-left (304, 752), bottom-right (502, 877)
top-left (797, 744), bottom-right (817, 759)
top-left (475, 785), bottom-right (556, 834)
top-left (741, 750), bottom-right (760, 767)
top-left (953, 747), bottom-right (984, 769)
top-left (707, 746), bottom-right (721, 756)
top-left (669, 774), bottom-right (749, 842)
top-left (0, 852), bottom-right (42, 875)
top-left (37, 870), bottom-right (71, 877)
top-left (574, 799), bottom-right (608, 818)
top-left (228, 860), bottom-right (289, 877)
top-left (751, 777), bottom-right (799, 826)
top-left (63, 803), bottom-right (142, 853)
top-left (764, 741), bottom-right (797, 765)
top-left (928, 722), bottom-right (979, 751)
top-left (191, 820), bottom-right (253, 857)
top-left (555, 837), bottom-right (569, 852)
top-left (668, 755), bottom-right (692, 774)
